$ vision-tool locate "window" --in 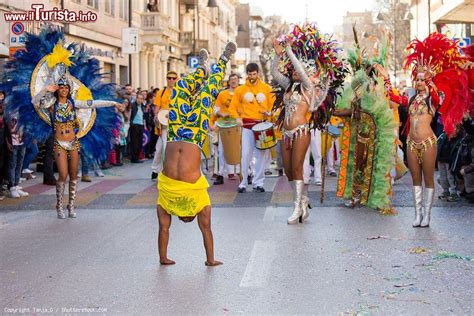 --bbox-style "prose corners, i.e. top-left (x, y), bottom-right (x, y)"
top-left (119, 0), bottom-right (129, 21)
top-left (87, 0), bottom-right (99, 10)
top-left (105, 0), bottom-right (115, 16)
